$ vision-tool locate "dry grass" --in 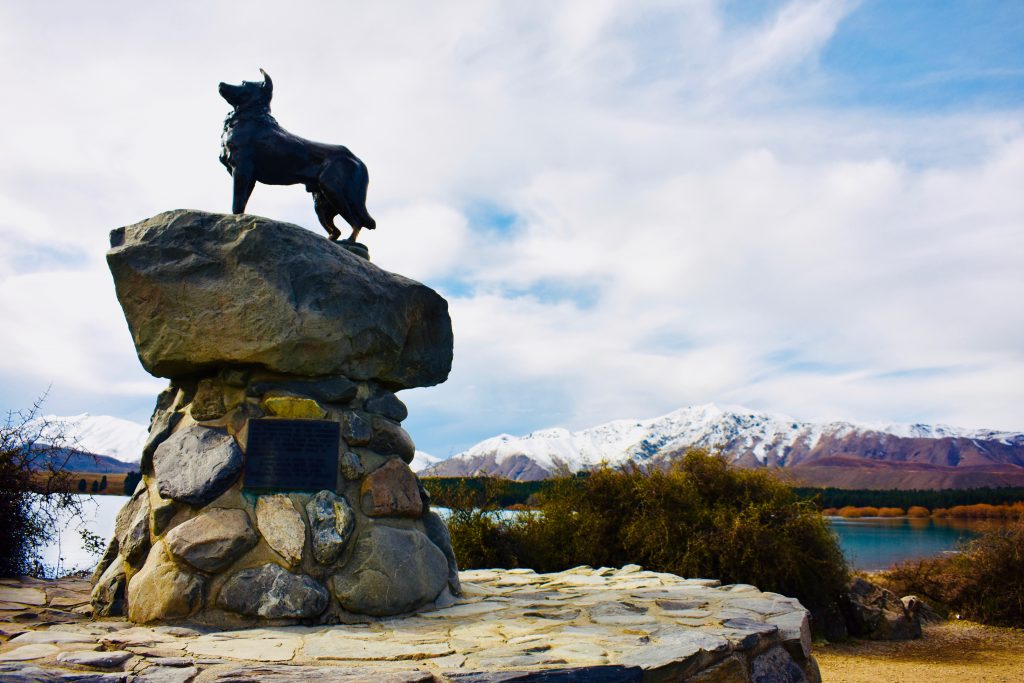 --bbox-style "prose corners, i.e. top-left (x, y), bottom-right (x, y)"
top-left (816, 620), bottom-right (1024, 683)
